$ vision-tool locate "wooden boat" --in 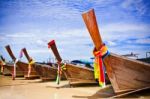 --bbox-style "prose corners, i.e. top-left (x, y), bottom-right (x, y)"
top-left (0, 56), bottom-right (7, 75)
top-left (48, 40), bottom-right (98, 85)
top-left (137, 57), bottom-right (150, 64)
top-left (0, 61), bottom-right (9, 76)
top-left (22, 48), bottom-right (65, 81)
top-left (82, 9), bottom-right (150, 95)
top-left (5, 45), bottom-right (39, 79)
top-left (4, 63), bottom-right (24, 76)
top-left (0, 54), bottom-right (23, 76)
